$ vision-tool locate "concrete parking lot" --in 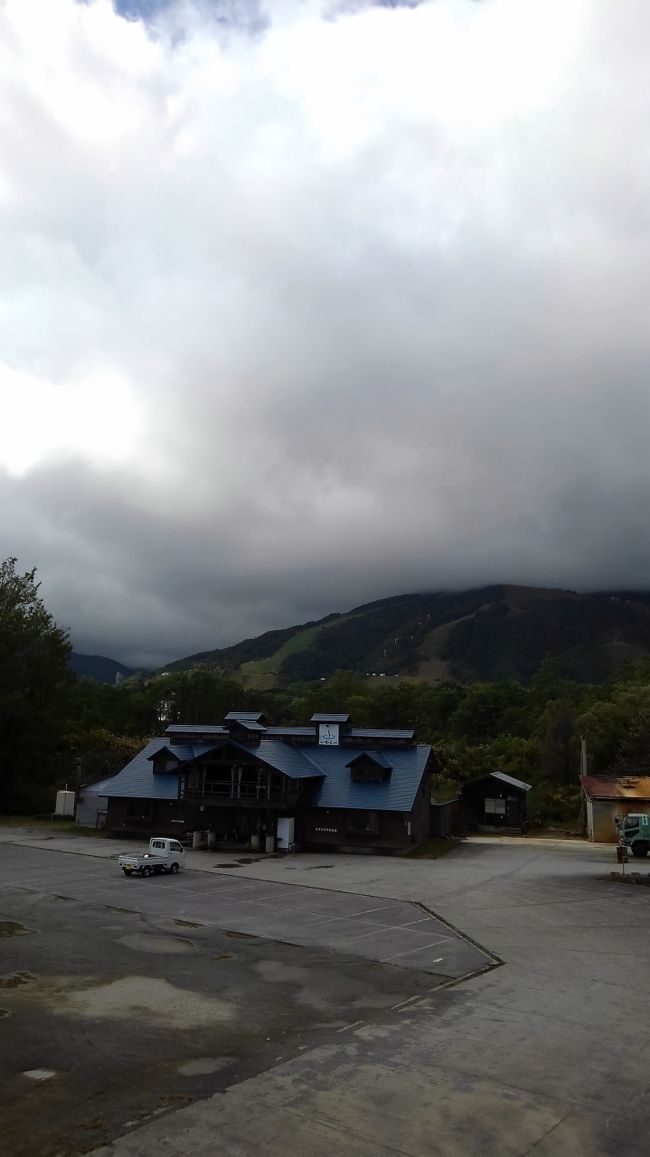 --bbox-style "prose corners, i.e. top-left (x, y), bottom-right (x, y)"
top-left (0, 843), bottom-right (489, 982)
top-left (1, 830), bottom-right (649, 1157)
